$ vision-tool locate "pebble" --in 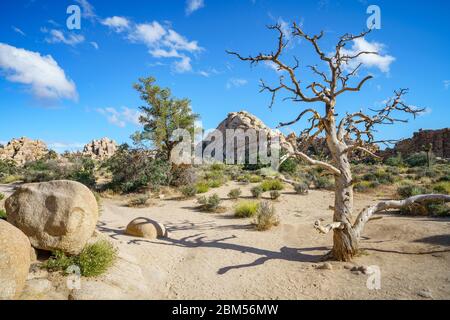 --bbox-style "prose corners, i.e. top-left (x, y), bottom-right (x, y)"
top-left (417, 289), bottom-right (433, 299)
top-left (316, 262), bottom-right (333, 270)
